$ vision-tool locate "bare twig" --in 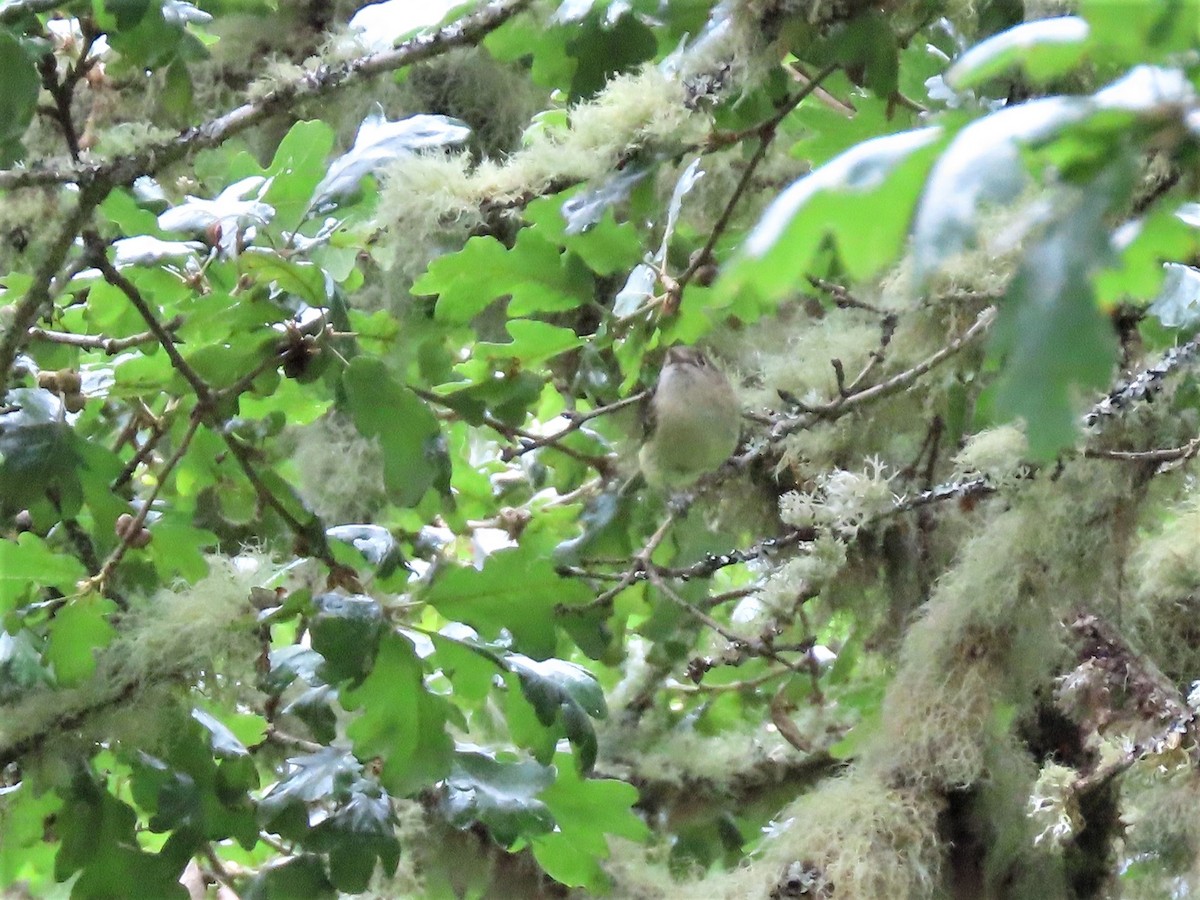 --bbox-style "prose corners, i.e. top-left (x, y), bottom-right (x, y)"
top-left (83, 413), bottom-right (202, 597)
top-left (666, 666), bottom-right (792, 693)
top-left (676, 63), bottom-right (839, 296)
top-left (1085, 435), bottom-right (1200, 465)
top-left (416, 385), bottom-right (643, 474)
top-left (36, 25), bottom-right (99, 161)
top-left (770, 306), bottom-right (996, 440)
top-left (28, 317), bottom-right (182, 354)
top-left (112, 400), bottom-right (179, 490)
top-left (85, 237), bottom-right (215, 406)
